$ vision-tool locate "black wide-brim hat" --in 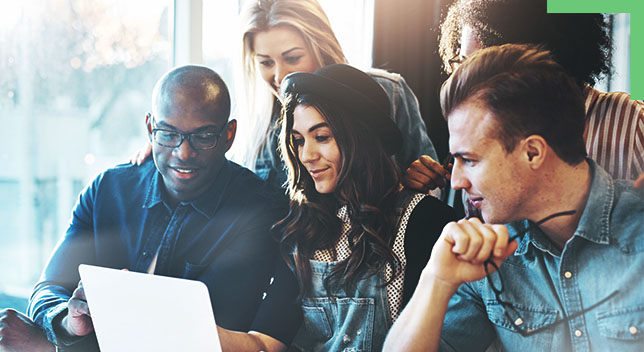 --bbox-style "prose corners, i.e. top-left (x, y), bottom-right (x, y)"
top-left (280, 64), bottom-right (403, 155)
